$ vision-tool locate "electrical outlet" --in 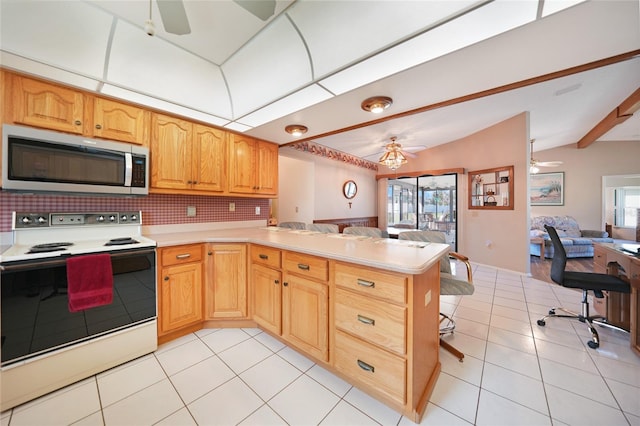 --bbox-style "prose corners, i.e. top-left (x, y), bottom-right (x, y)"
top-left (187, 206), bottom-right (196, 217)
top-left (255, 206), bottom-right (261, 215)
top-left (229, 202), bottom-right (235, 212)
top-left (424, 290), bottom-right (431, 306)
